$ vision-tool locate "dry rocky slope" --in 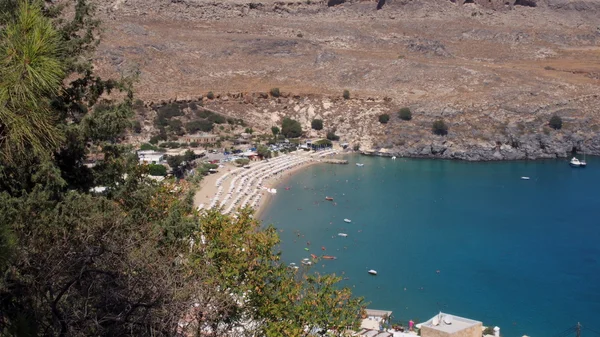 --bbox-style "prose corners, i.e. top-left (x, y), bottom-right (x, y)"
top-left (93, 0), bottom-right (600, 160)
